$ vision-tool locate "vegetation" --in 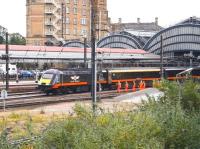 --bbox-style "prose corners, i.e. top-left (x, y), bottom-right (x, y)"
top-left (0, 36), bottom-right (4, 44)
top-left (9, 33), bottom-right (26, 45)
top-left (0, 33), bottom-right (26, 45)
top-left (0, 80), bottom-right (200, 149)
